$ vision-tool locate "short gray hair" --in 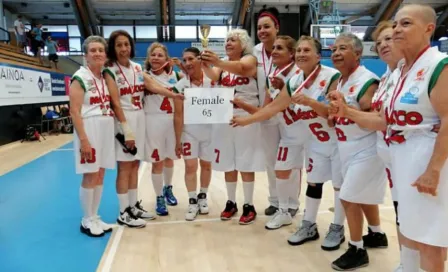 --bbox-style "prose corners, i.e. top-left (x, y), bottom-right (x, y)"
top-left (226, 29), bottom-right (253, 55)
top-left (82, 35), bottom-right (107, 54)
top-left (335, 33), bottom-right (363, 55)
